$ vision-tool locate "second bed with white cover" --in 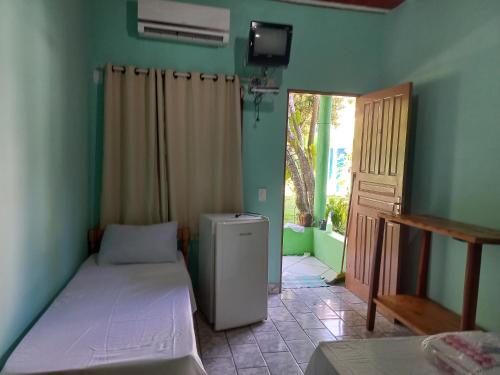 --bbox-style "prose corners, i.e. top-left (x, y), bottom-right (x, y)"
top-left (2, 252), bottom-right (205, 375)
top-left (306, 335), bottom-right (500, 375)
